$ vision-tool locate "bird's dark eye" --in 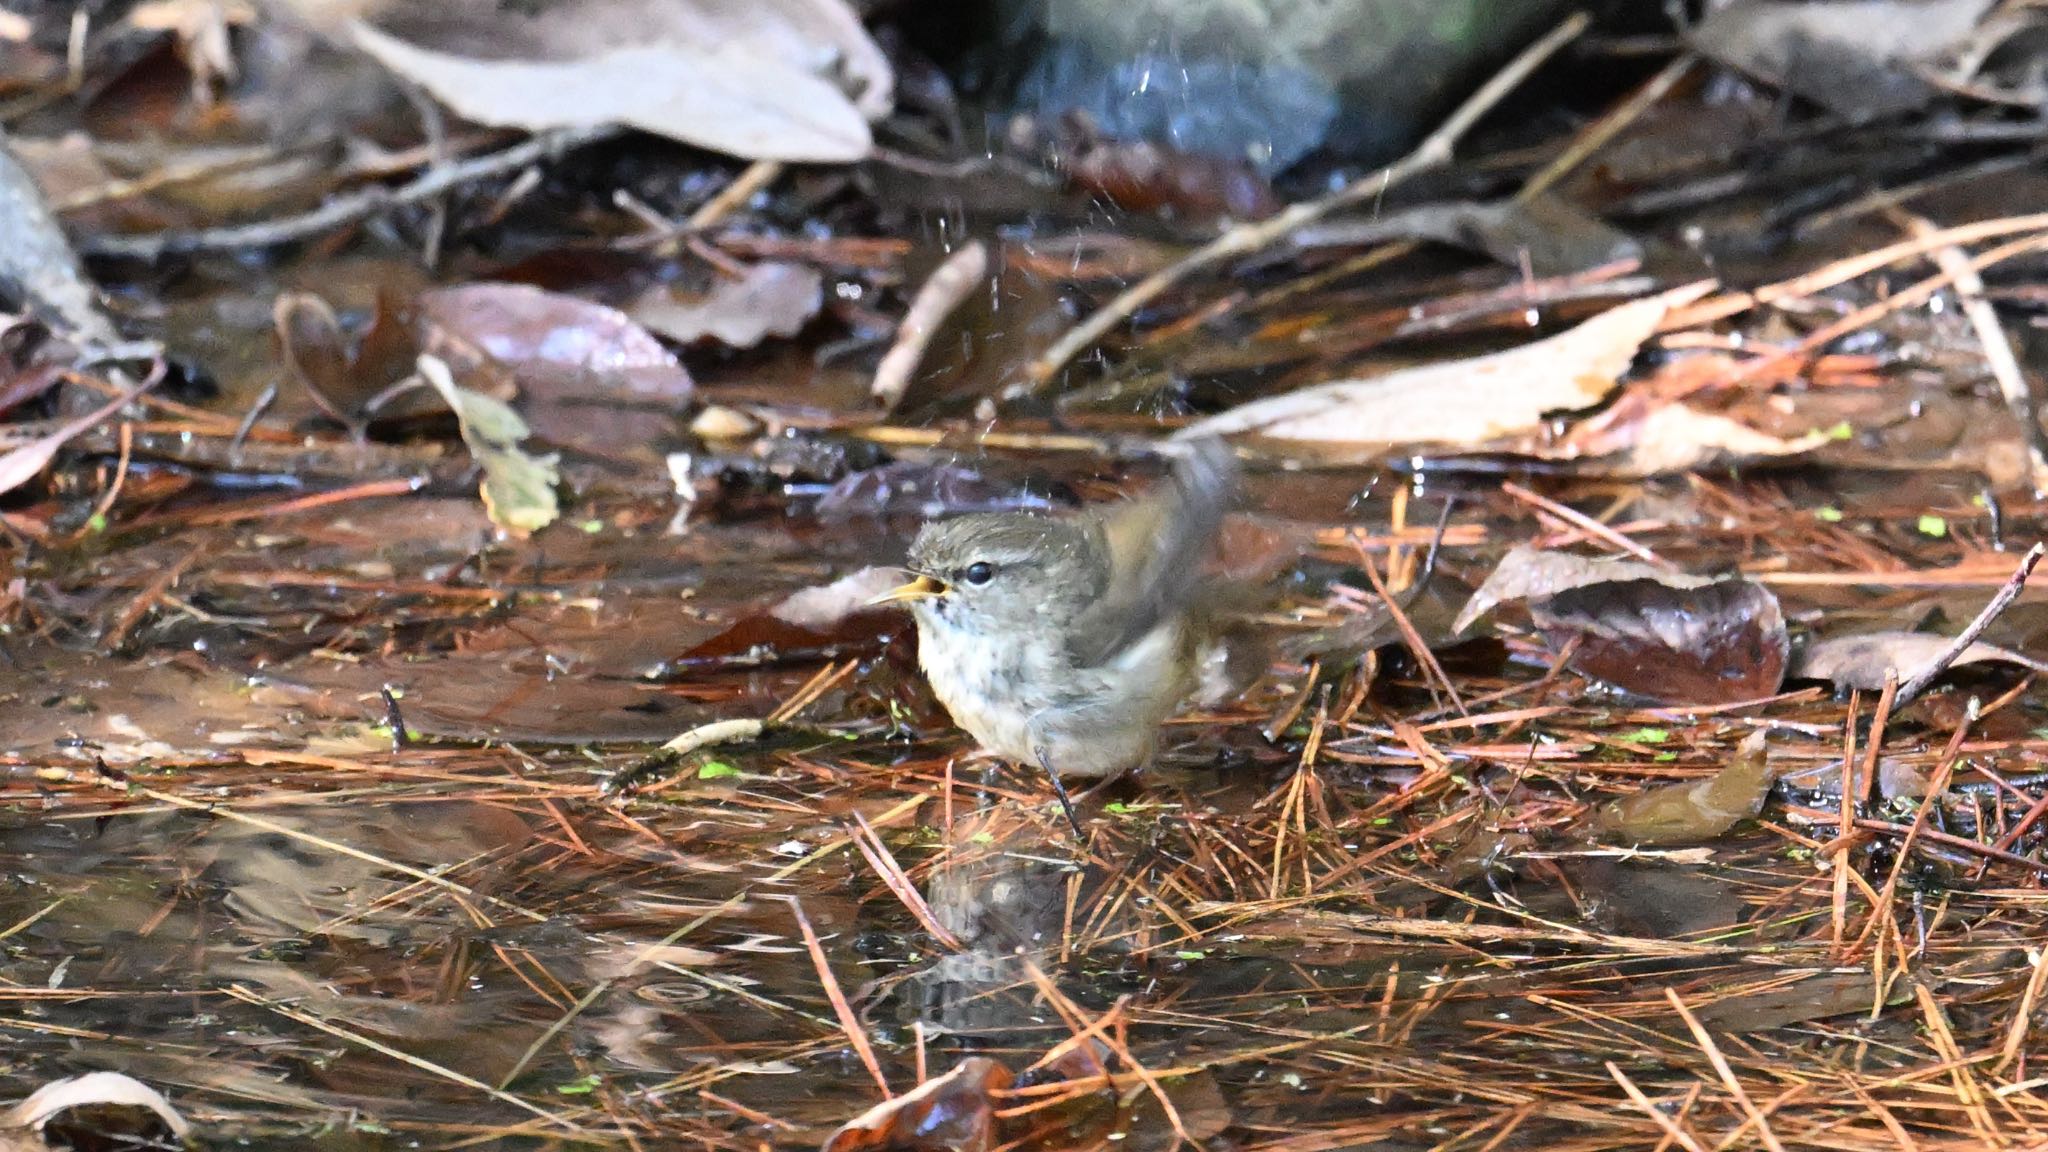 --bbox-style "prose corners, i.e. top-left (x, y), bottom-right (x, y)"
top-left (962, 561), bottom-right (995, 586)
